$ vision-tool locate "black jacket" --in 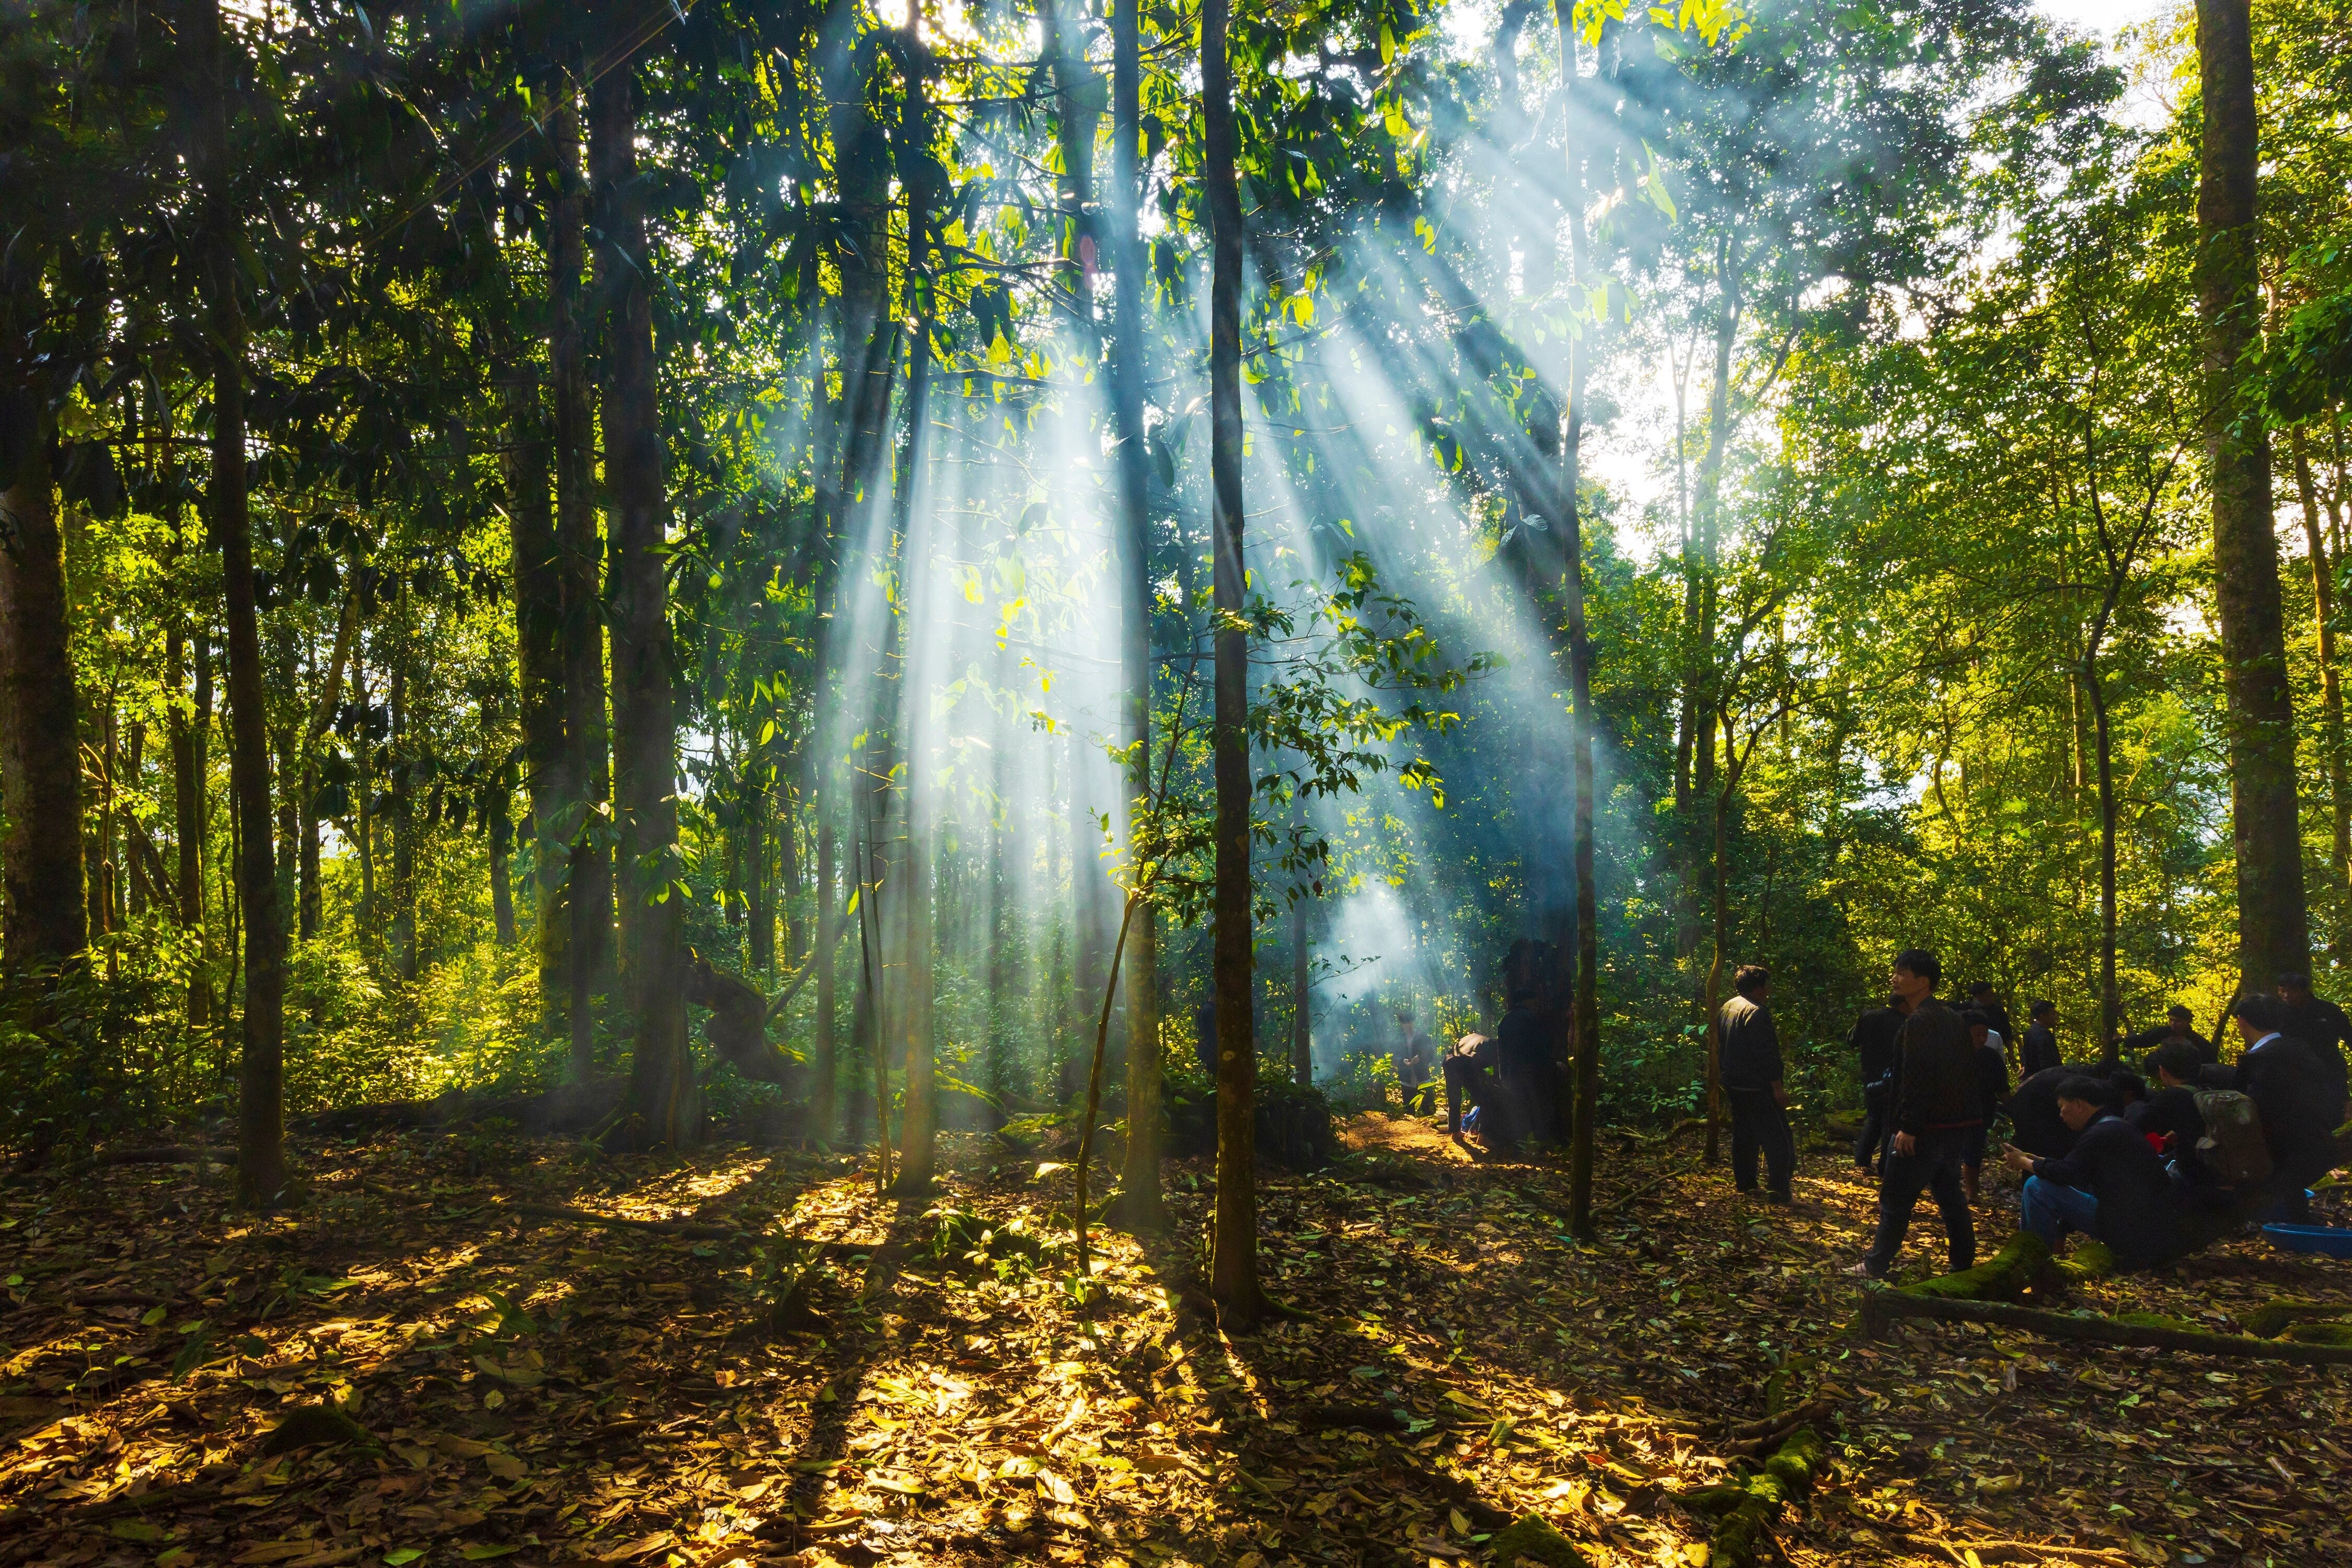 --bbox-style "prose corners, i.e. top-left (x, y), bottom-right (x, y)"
top-left (1851, 1004), bottom-right (1905, 1091)
top-left (2274, 998), bottom-right (2352, 1102)
top-left (1496, 1004), bottom-right (1550, 1082)
top-left (2028, 1110), bottom-right (2183, 1268)
top-left (2020, 1023), bottom-right (2062, 1079)
top-left (1719, 994), bottom-right (1783, 1090)
top-left (2125, 1085), bottom-right (2204, 1156)
top-left (1974, 1041), bottom-right (2011, 1120)
top-left (1894, 999), bottom-right (1982, 1136)
top-left (2005, 1065), bottom-right (2081, 1159)
top-left (2122, 1025), bottom-right (2218, 1067)
top-left (2208, 1034), bottom-right (2342, 1178)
